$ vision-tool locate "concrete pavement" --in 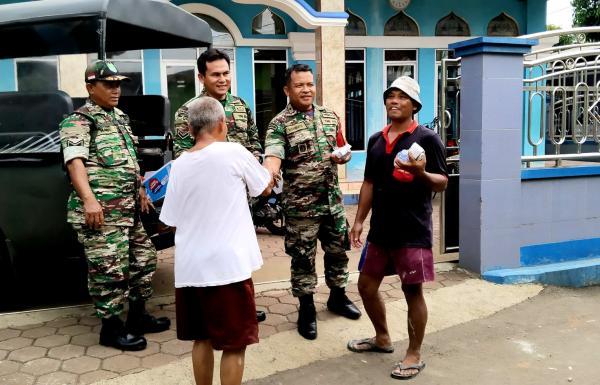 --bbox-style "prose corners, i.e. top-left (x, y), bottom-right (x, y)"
top-left (244, 285), bottom-right (600, 385)
top-left (0, 199), bottom-right (545, 385)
